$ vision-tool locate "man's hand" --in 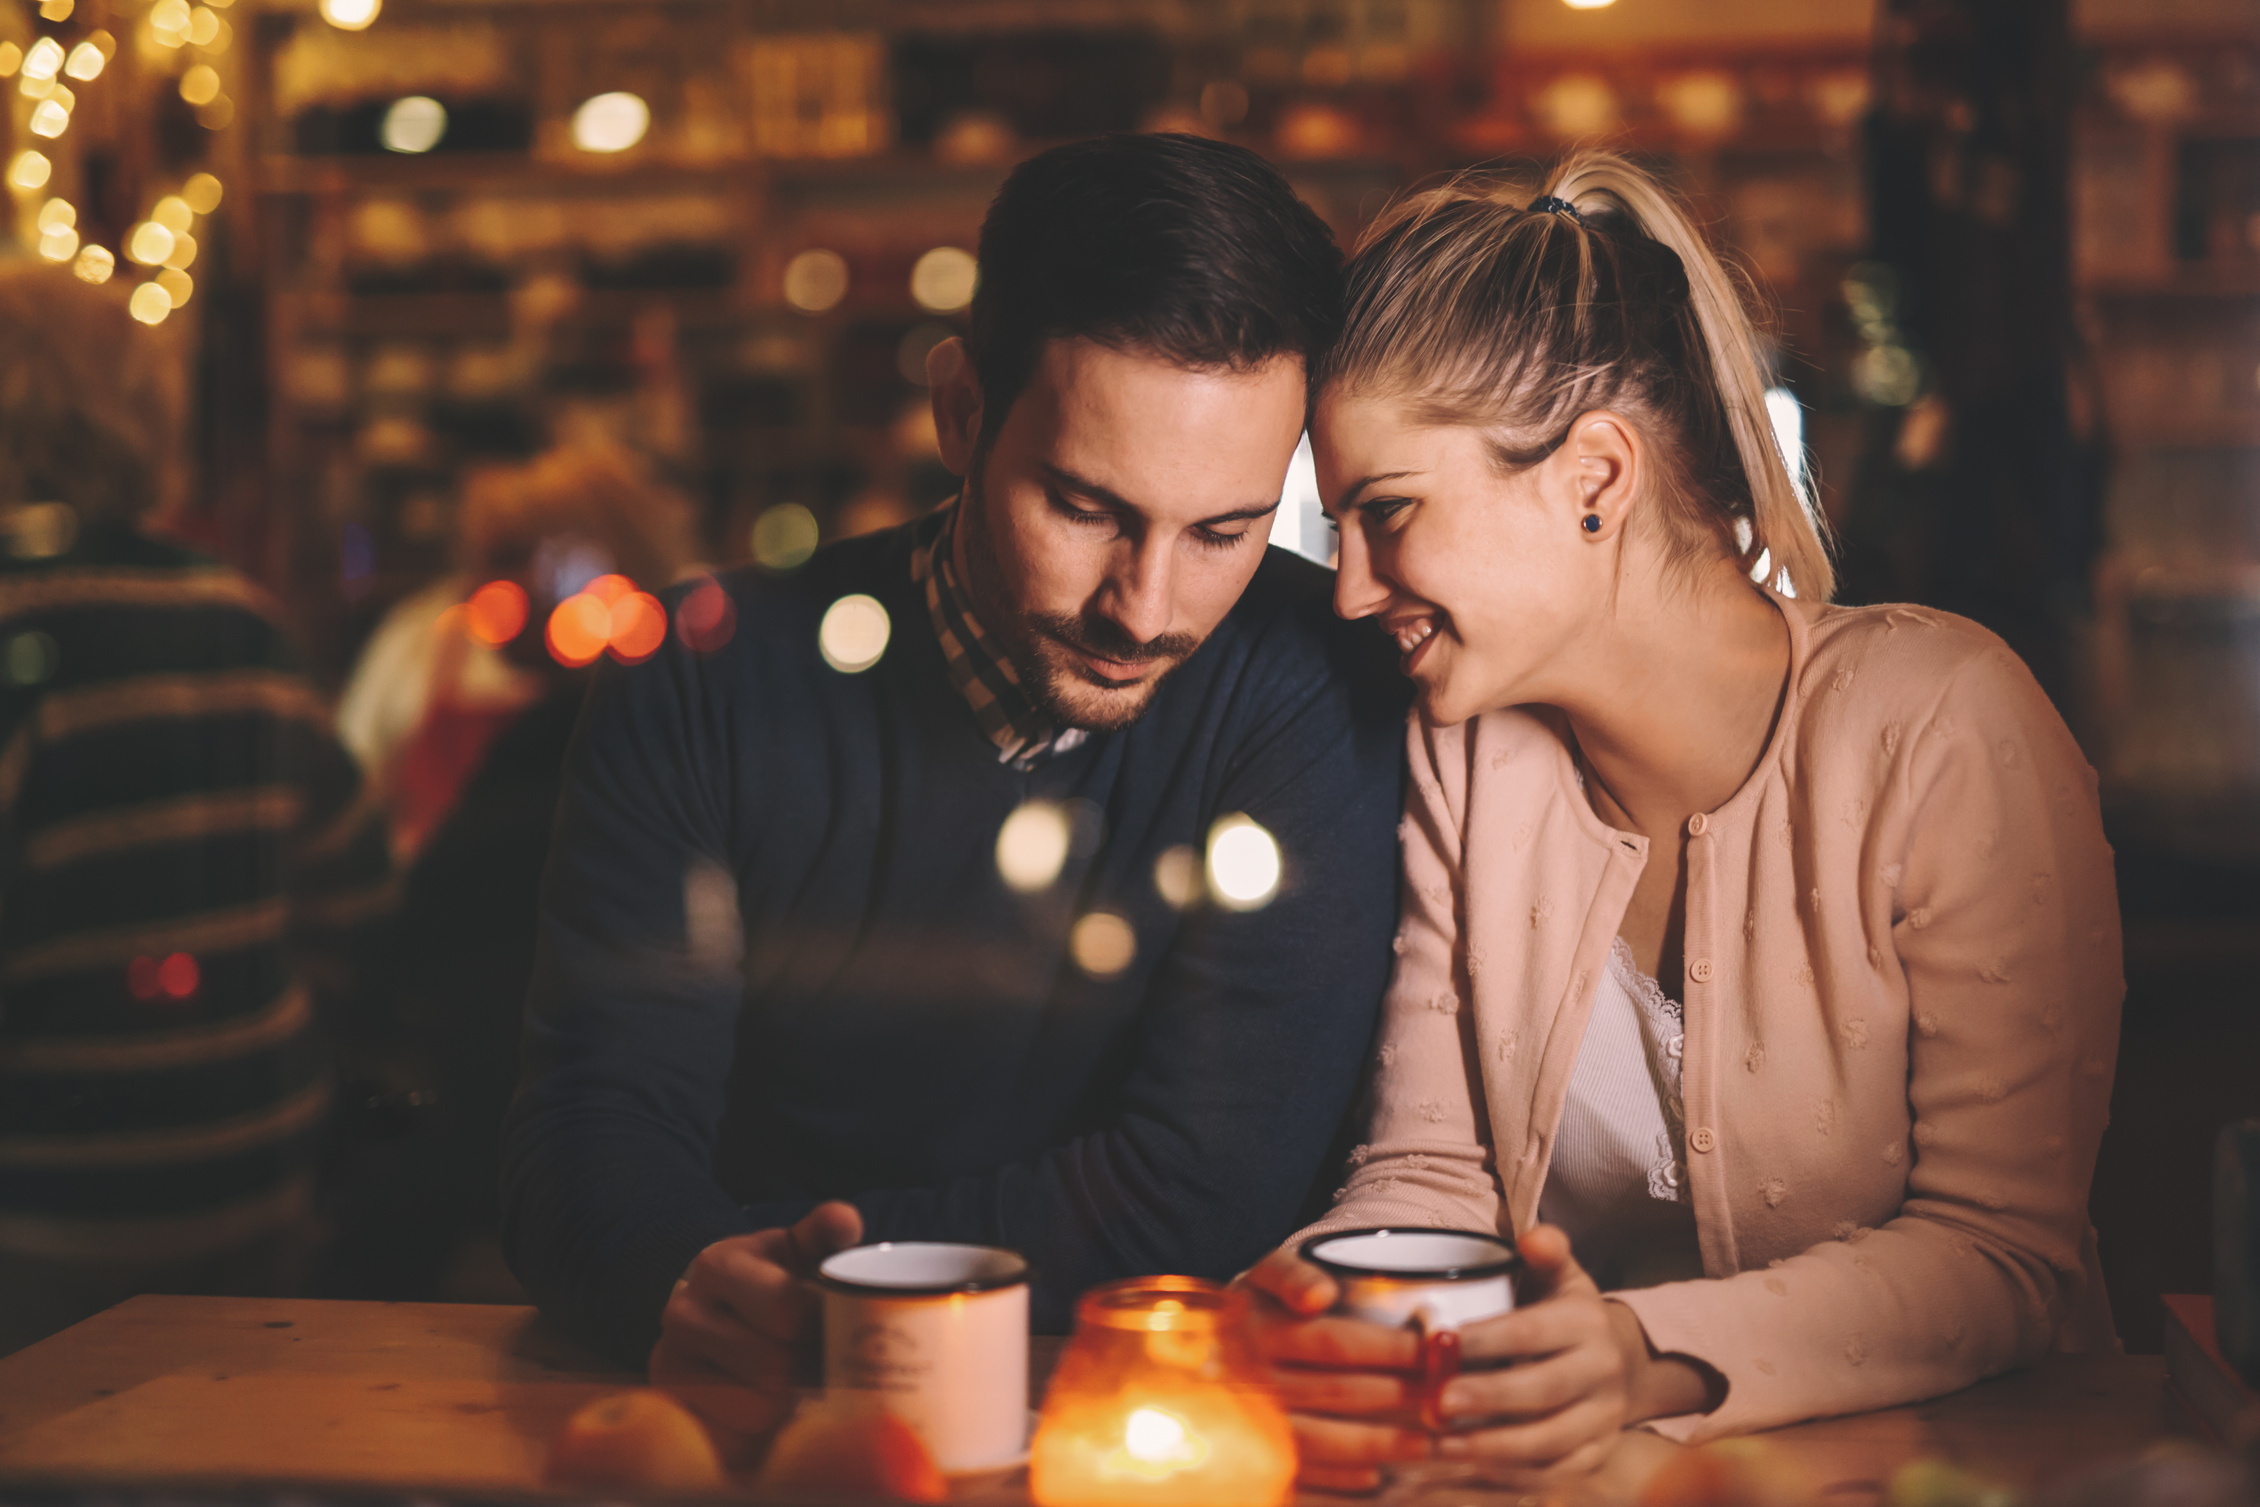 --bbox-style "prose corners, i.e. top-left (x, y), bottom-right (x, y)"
top-left (1238, 1247), bottom-right (1432, 1494)
top-left (648, 1201), bottom-right (864, 1462)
